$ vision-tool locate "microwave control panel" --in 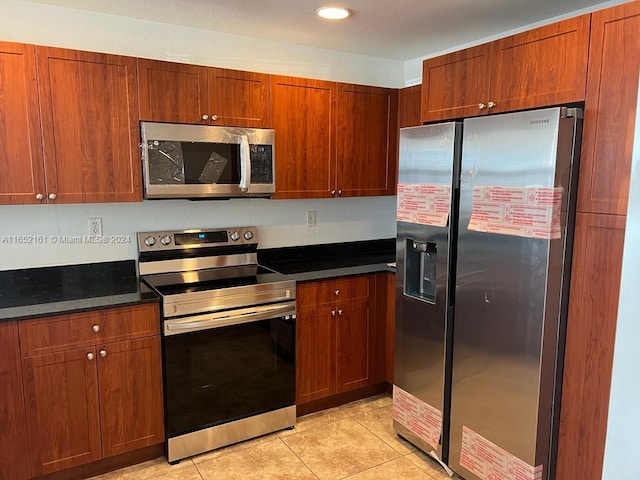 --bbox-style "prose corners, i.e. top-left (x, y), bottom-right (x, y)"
top-left (250, 145), bottom-right (274, 184)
